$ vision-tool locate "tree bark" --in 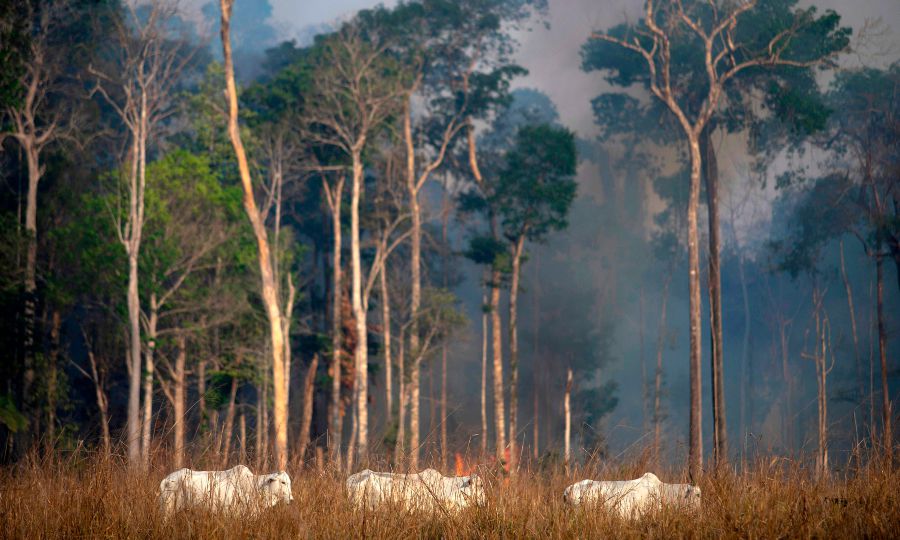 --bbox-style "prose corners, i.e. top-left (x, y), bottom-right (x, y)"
top-left (141, 294), bottom-right (159, 466)
top-left (325, 175), bottom-right (344, 464)
top-left (46, 310), bottom-right (61, 448)
top-left (21, 143), bottom-right (40, 408)
top-left (440, 192), bottom-right (450, 471)
top-left (687, 134), bottom-right (704, 481)
top-left (507, 235), bottom-right (525, 474)
top-left (490, 269), bottom-right (506, 462)
top-left (701, 127), bottom-right (726, 468)
top-left (381, 260), bottom-right (392, 425)
top-left (350, 150), bottom-right (369, 465)
top-left (239, 412), bottom-right (247, 463)
top-left (220, 0), bottom-right (289, 469)
top-left (297, 353), bottom-right (319, 465)
top-left (173, 335), bottom-right (186, 469)
top-left (876, 256), bottom-right (892, 463)
top-left (405, 99), bottom-right (423, 470)
top-left (395, 332), bottom-right (407, 467)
